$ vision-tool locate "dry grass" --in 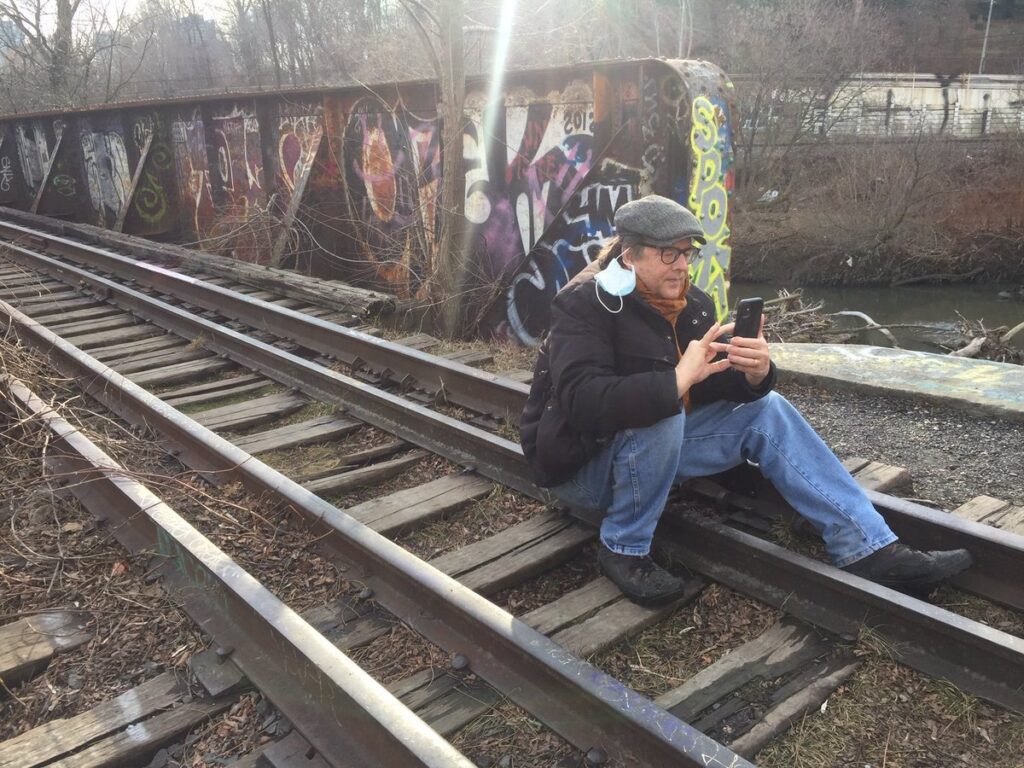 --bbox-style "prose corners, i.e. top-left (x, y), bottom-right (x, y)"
top-left (756, 660), bottom-right (1024, 767)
